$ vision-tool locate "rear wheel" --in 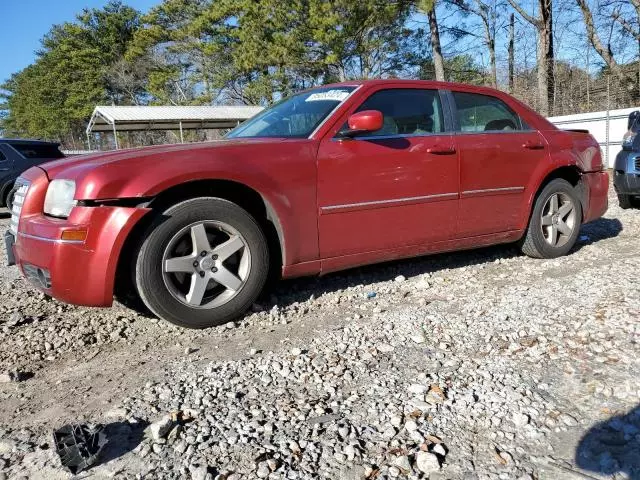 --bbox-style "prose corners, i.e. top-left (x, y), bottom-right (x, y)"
top-left (520, 179), bottom-right (582, 259)
top-left (134, 198), bottom-right (269, 328)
